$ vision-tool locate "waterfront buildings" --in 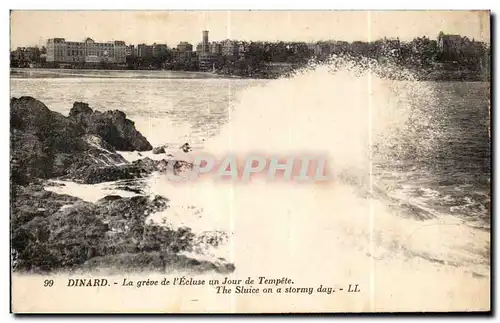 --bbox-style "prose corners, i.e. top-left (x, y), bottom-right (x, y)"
top-left (46, 37), bottom-right (127, 64)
